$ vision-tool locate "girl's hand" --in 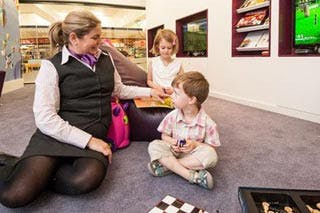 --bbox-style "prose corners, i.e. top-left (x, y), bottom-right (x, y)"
top-left (87, 137), bottom-right (112, 163)
top-left (164, 87), bottom-right (174, 95)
